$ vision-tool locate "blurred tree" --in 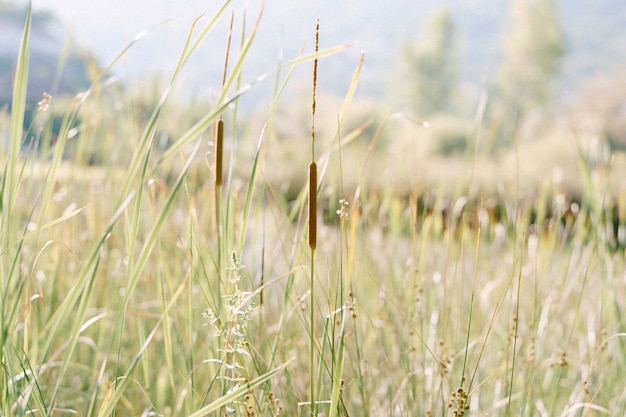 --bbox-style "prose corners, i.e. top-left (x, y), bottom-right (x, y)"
top-left (394, 7), bottom-right (460, 117)
top-left (568, 68), bottom-right (626, 153)
top-left (495, 0), bottom-right (565, 119)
